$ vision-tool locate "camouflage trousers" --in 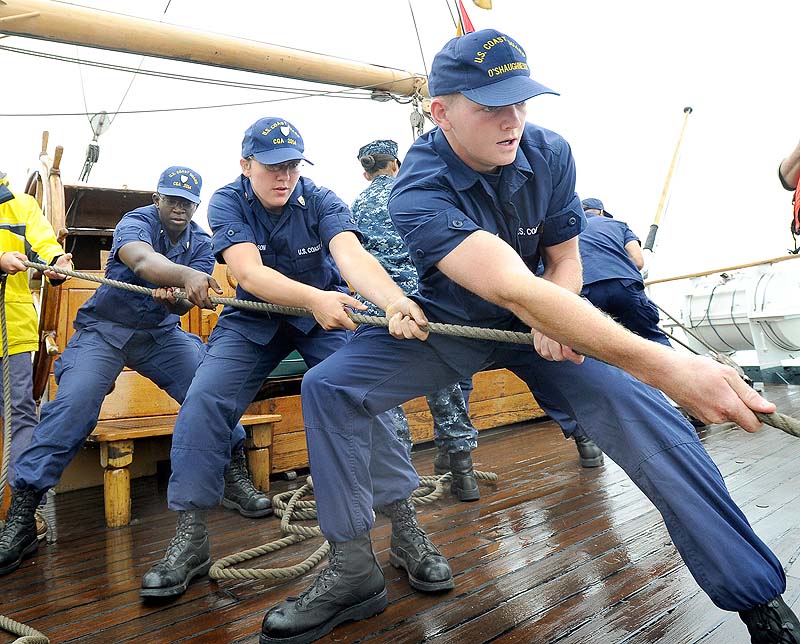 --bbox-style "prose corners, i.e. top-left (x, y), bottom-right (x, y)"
top-left (390, 378), bottom-right (477, 456)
